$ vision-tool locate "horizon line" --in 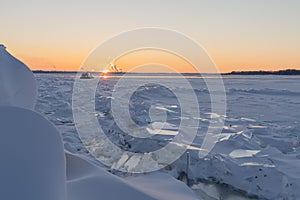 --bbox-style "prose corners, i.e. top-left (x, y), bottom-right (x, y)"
top-left (32, 68), bottom-right (299, 73)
